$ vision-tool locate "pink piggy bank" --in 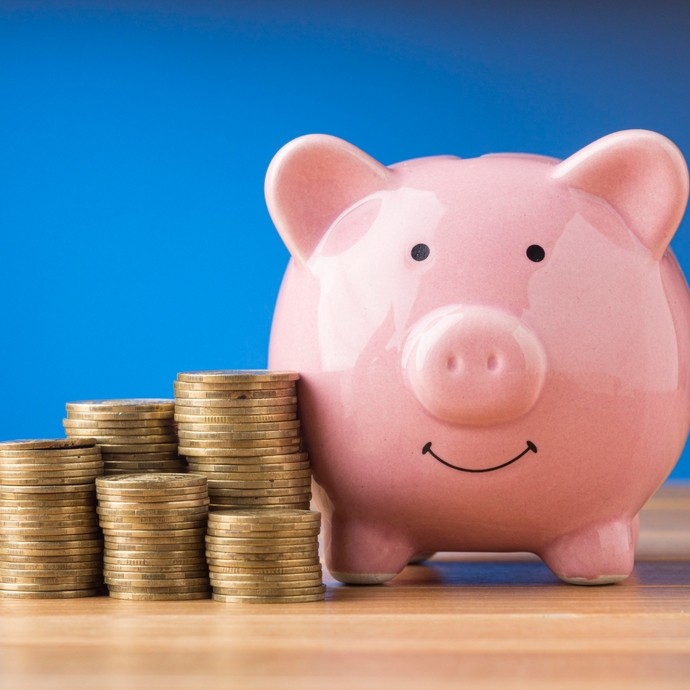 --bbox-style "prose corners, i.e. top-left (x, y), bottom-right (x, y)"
top-left (266, 130), bottom-right (690, 585)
